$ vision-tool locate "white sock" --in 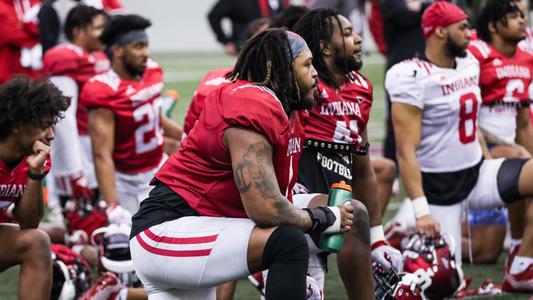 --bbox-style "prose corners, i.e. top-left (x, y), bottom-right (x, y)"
top-left (510, 239), bottom-right (522, 250)
top-left (116, 288), bottom-right (128, 300)
top-left (510, 256), bottom-right (533, 274)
